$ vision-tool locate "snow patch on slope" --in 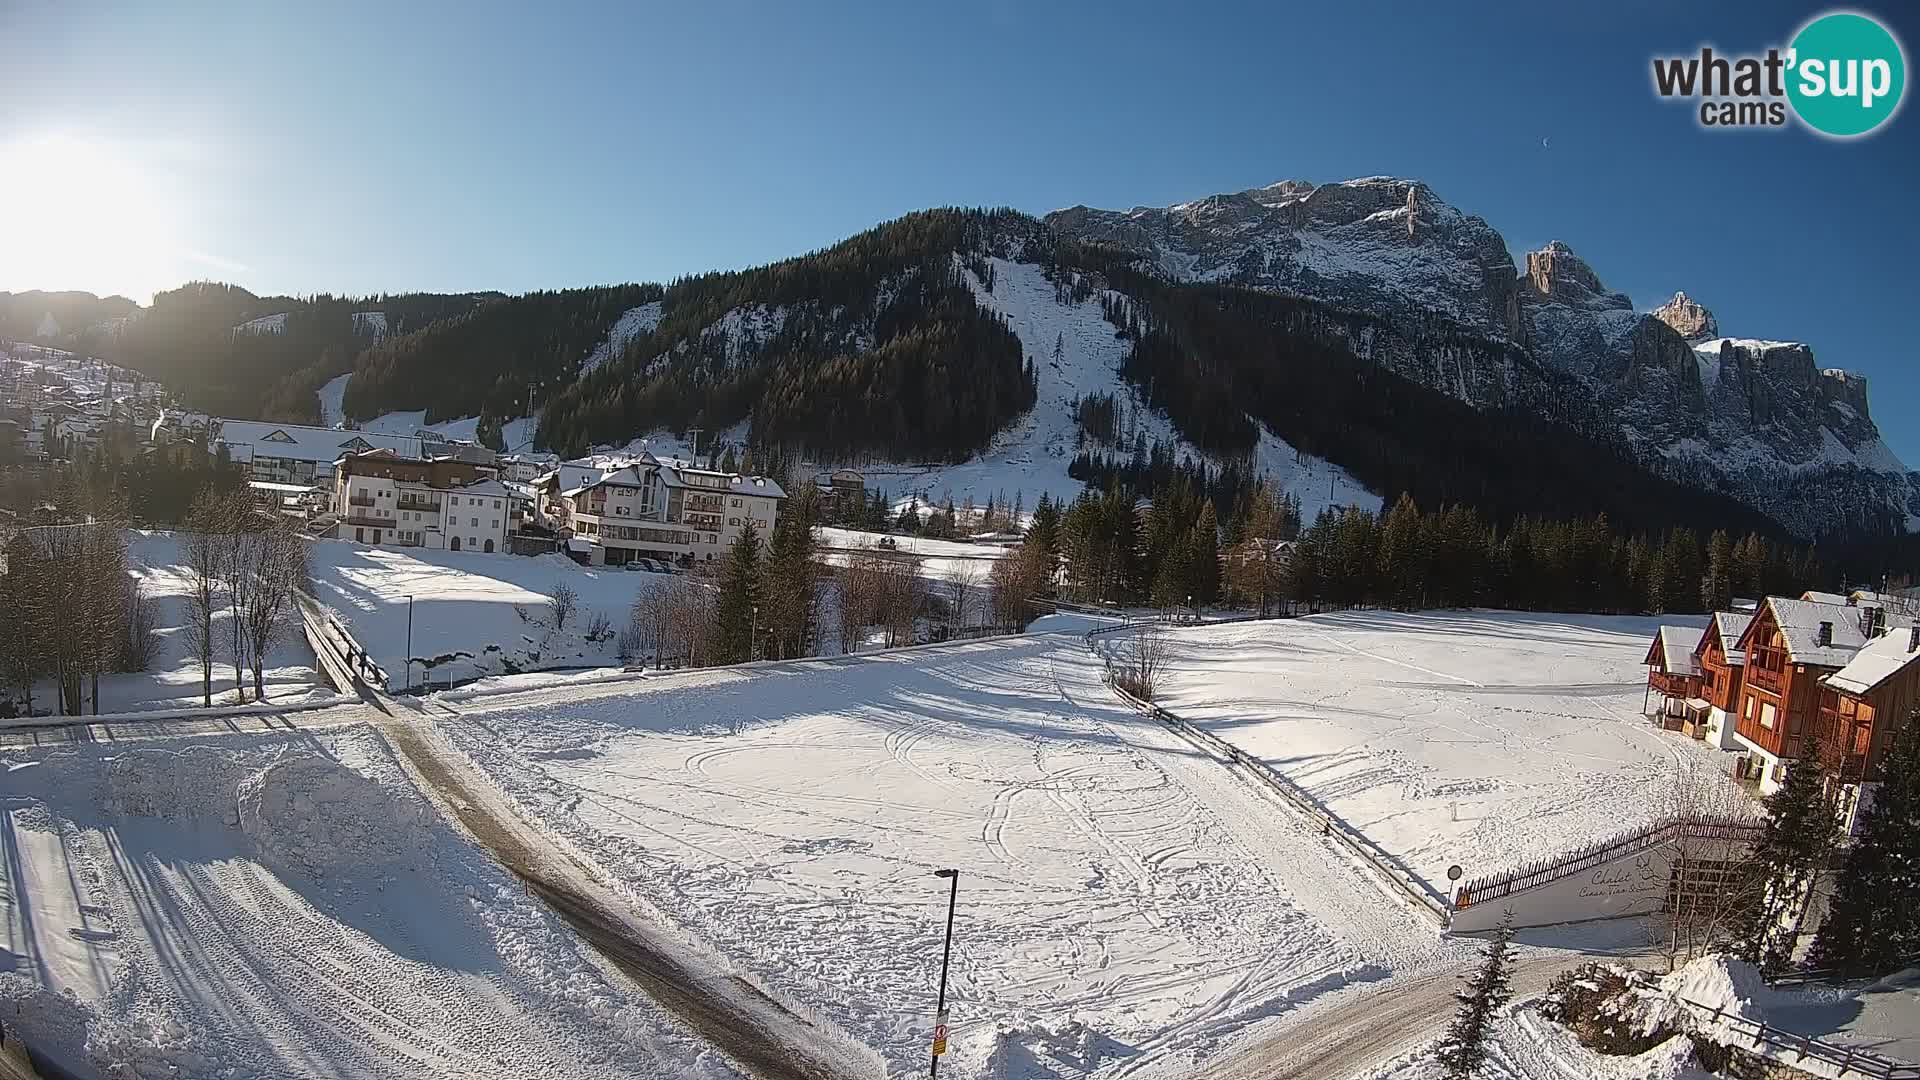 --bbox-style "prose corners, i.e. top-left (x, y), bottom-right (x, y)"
top-left (233, 312), bottom-right (288, 335)
top-left (317, 372), bottom-right (352, 427)
top-left (351, 310), bottom-right (388, 337)
top-left (580, 301), bottom-right (664, 376)
top-left (356, 409), bottom-right (538, 453)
